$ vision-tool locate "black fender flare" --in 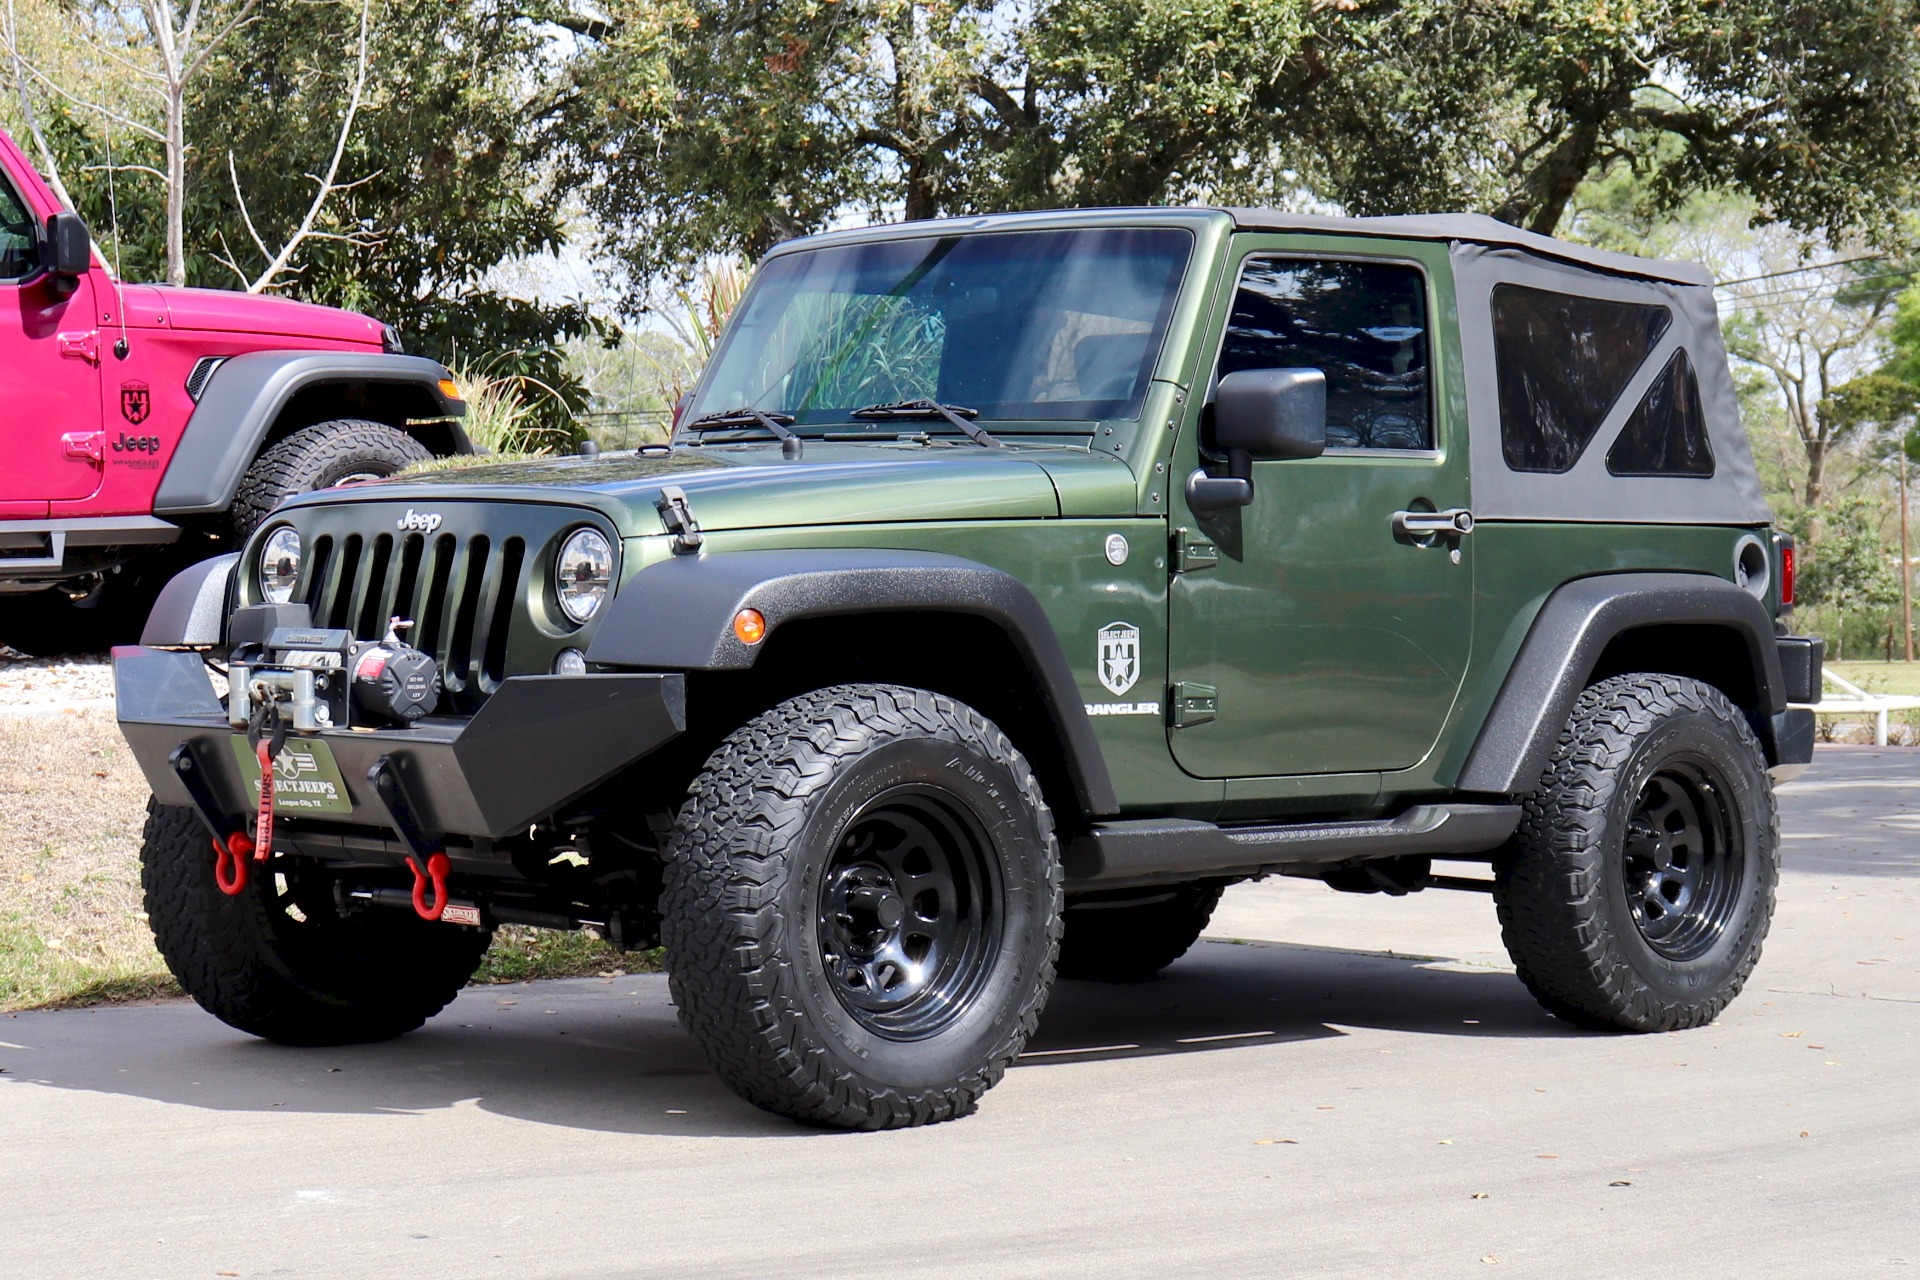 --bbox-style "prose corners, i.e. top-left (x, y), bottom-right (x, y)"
top-left (153, 352), bottom-right (470, 517)
top-left (1456, 572), bottom-right (1784, 796)
top-left (584, 549), bottom-right (1119, 816)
